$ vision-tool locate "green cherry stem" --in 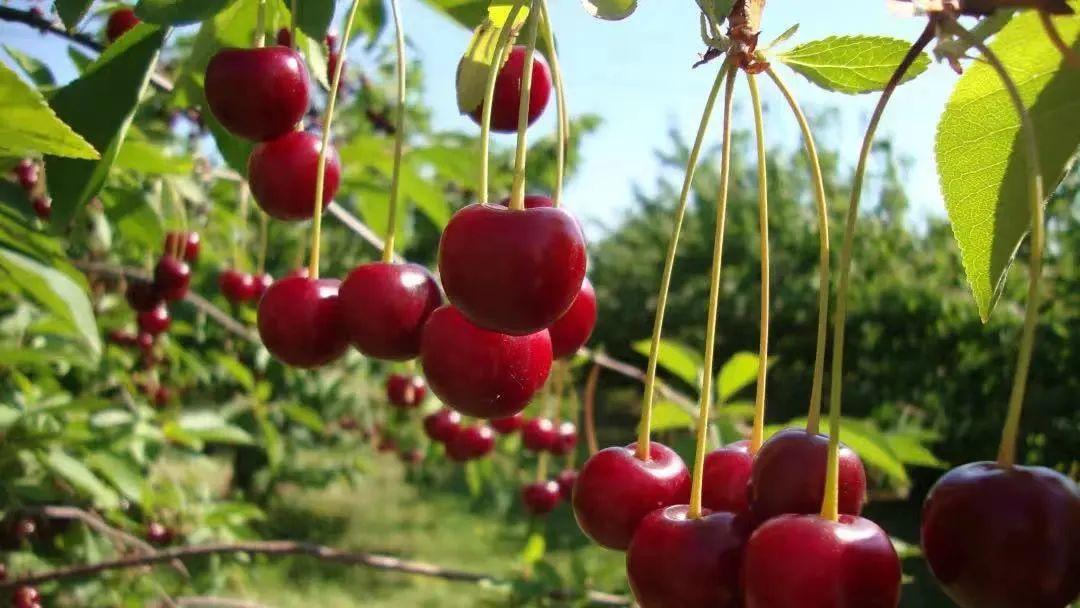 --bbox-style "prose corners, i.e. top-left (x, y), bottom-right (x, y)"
top-left (233, 183), bottom-right (249, 269)
top-left (765, 66), bottom-right (830, 435)
top-left (289, 0), bottom-right (298, 49)
top-left (307, 0), bottom-right (365, 279)
top-left (256, 210), bottom-right (268, 275)
top-left (509, 3), bottom-right (541, 211)
top-left (478, 0), bottom-right (529, 206)
top-left (382, 0), bottom-right (407, 262)
top-left (948, 20), bottom-right (1046, 468)
top-left (821, 22), bottom-right (935, 522)
top-left (538, 0), bottom-right (567, 207)
top-left (583, 362), bottom-right (600, 456)
top-left (255, 0), bottom-right (267, 48)
top-left (687, 65), bottom-right (738, 521)
top-left (746, 72), bottom-right (770, 456)
top-left (635, 57), bottom-right (733, 462)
